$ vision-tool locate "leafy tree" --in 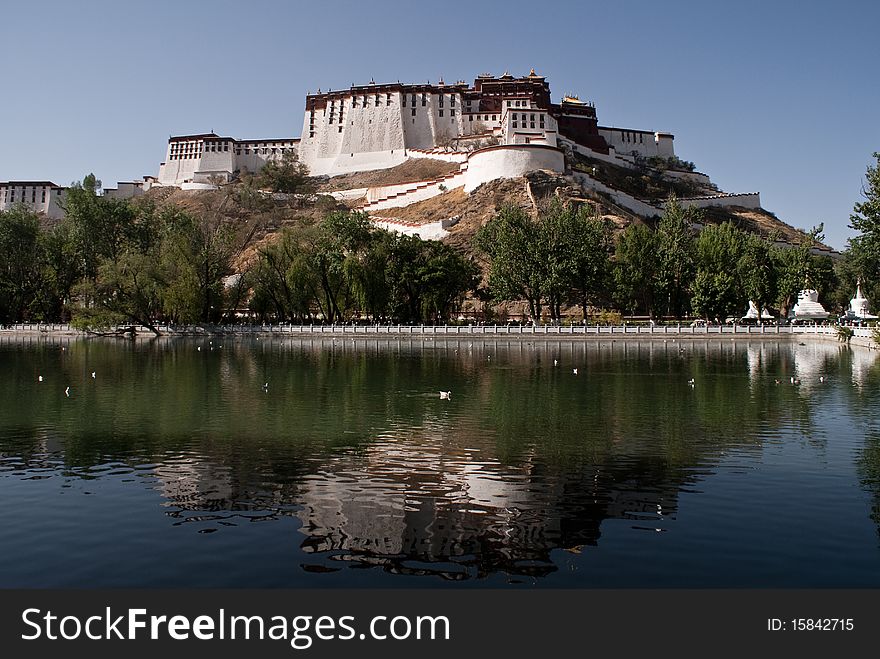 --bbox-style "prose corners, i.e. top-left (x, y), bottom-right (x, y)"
top-left (847, 152), bottom-right (880, 304)
top-left (249, 227), bottom-right (318, 322)
top-left (564, 206), bottom-right (615, 320)
top-left (655, 197), bottom-right (697, 319)
top-left (158, 206), bottom-right (234, 324)
top-left (738, 232), bottom-right (776, 320)
top-left (691, 222), bottom-right (745, 321)
top-left (773, 225), bottom-right (835, 317)
top-left (384, 234), bottom-right (477, 323)
top-left (257, 151), bottom-right (314, 197)
top-left (475, 205), bottom-right (547, 322)
top-left (614, 222), bottom-right (659, 316)
top-left (0, 206), bottom-right (43, 323)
